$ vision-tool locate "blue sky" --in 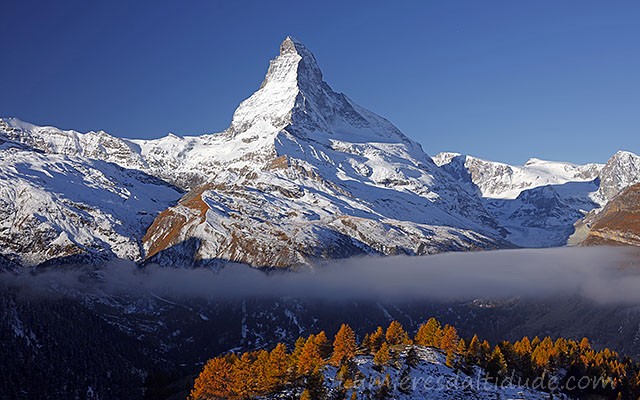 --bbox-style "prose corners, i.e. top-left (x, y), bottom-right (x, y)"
top-left (1, 1), bottom-right (638, 164)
